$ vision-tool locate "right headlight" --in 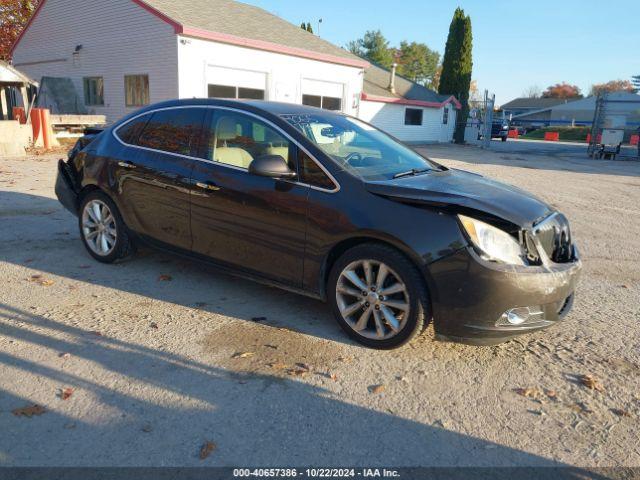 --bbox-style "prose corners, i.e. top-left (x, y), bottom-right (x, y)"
top-left (458, 214), bottom-right (527, 266)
